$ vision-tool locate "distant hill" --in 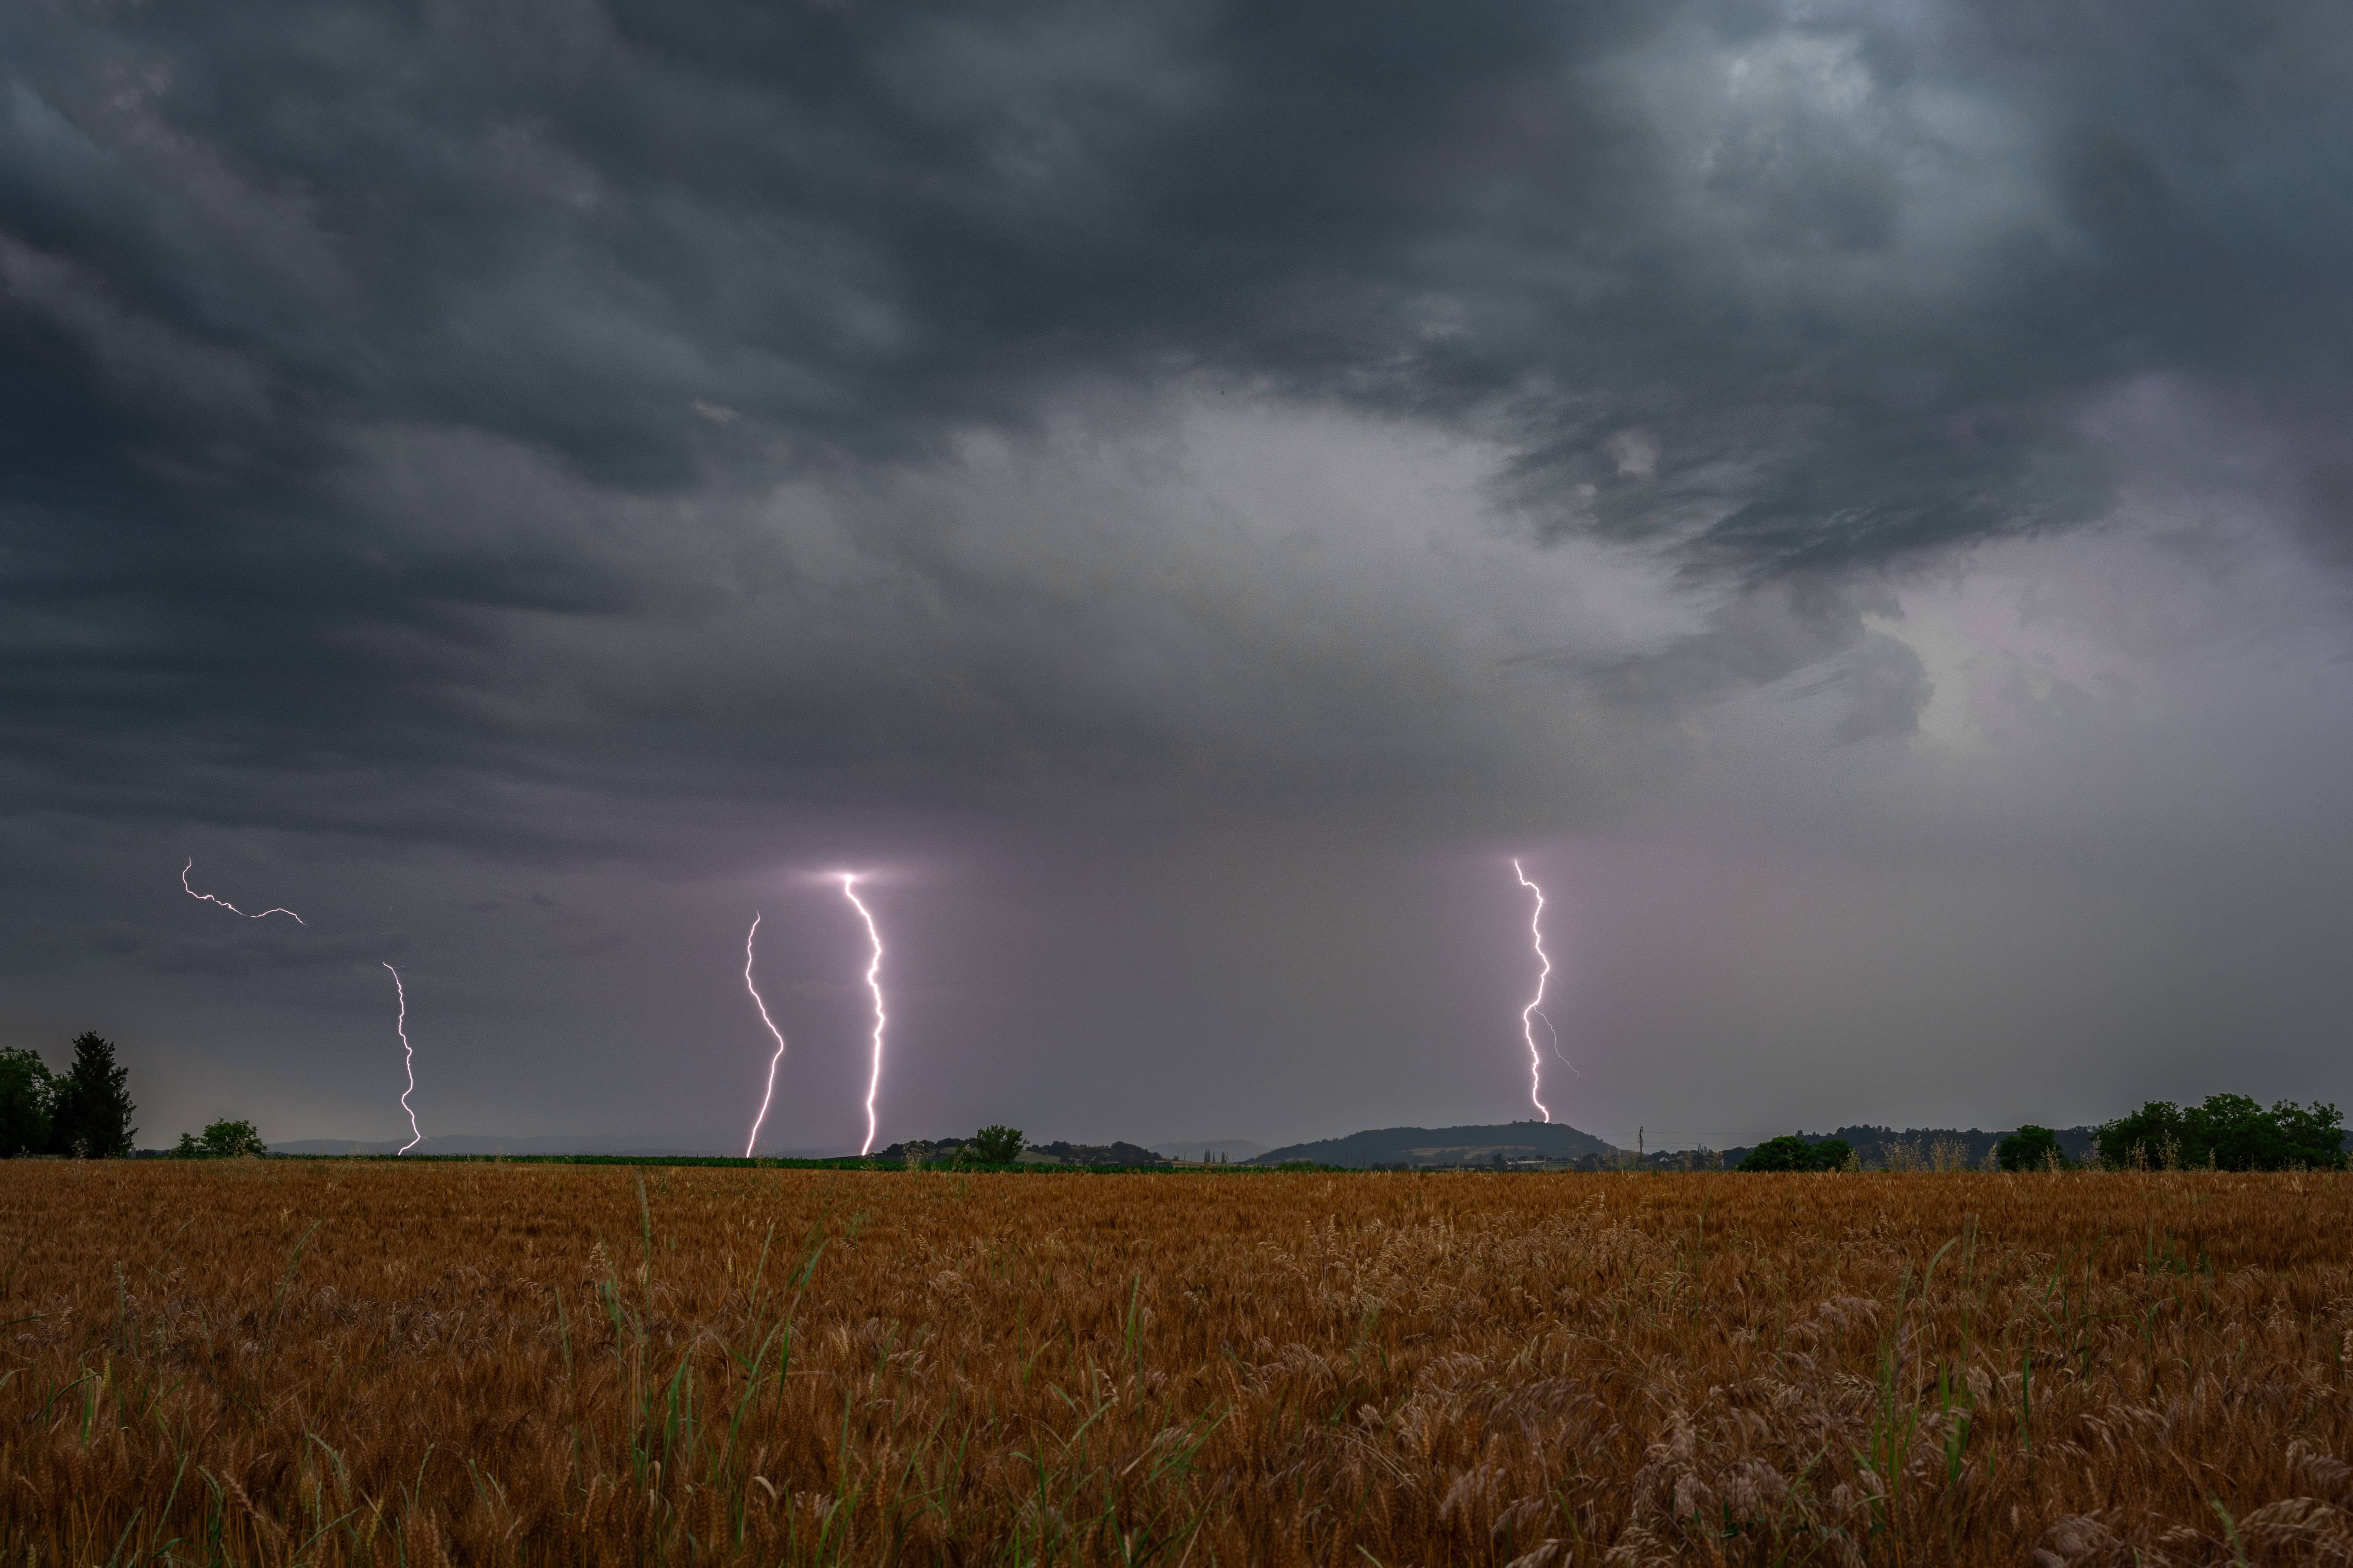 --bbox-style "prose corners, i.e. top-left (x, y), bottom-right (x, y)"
top-left (1253, 1121), bottom-right (1618, 1168)
top-left (1026, 1140), bottom-right (1168, 1167)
